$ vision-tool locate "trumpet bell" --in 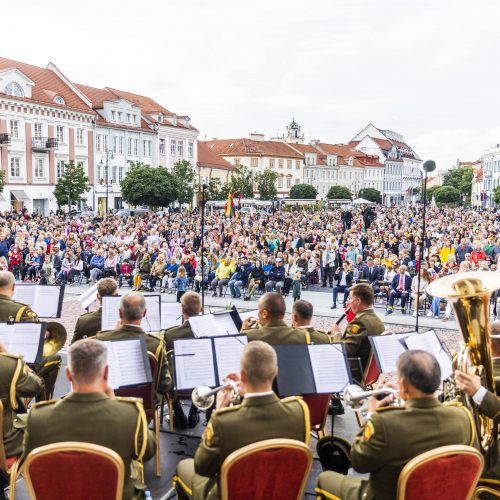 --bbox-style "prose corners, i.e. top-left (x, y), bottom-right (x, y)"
top-left (343, 384), bottom-right (366, 409)
top-left (44, 322), bottom-right (67, 357)
top-left (191, 385), bottom-right (216, 410)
